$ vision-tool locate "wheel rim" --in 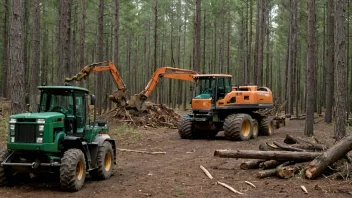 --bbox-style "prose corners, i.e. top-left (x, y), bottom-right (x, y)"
top-left (104, 152), bottom-right (112, 171)
top-left (241, 120), bottom-right (251, 137)
top-left (253, 122), bottom-right (258, 136)
top-left (76, 160), bottom-right (84, 181)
